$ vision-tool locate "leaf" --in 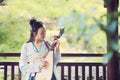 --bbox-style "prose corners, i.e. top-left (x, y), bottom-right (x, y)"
top-left (93, 17), bottom-right (106, 31)
top-left (103, 52), bottom-right (113, 64)
top-left (106, 21), bottom-right (117, 33)
top-left (110, 41), bottom-right (119, 51)
top-left (84, 24), bottom-right (98, 44)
